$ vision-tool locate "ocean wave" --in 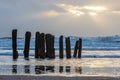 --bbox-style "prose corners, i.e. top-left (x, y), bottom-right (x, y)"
top-left (0, 35), bottom-right (120, 50)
